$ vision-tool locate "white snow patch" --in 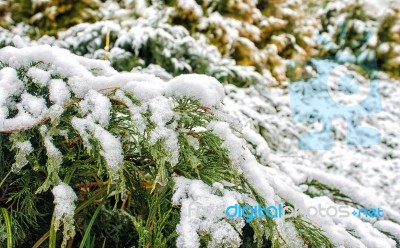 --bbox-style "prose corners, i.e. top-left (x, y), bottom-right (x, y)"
top-left (71, 117), bottom-right (123, 180)
top-left (166, 74), bottom-right (224, 107)
top-left (172, 177), bottom-right (244, 248)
